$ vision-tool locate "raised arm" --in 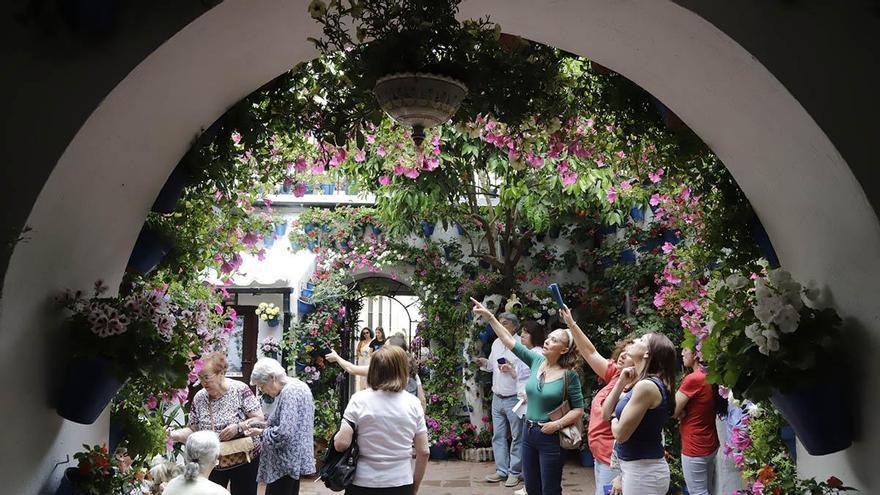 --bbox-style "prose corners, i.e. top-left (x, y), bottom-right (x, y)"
top-left (470, 298), bottom-right (516, 349)
top-left (560, 307), bottom-right (609, 378)
top-left (325, 349), bottom-right (368, 376)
